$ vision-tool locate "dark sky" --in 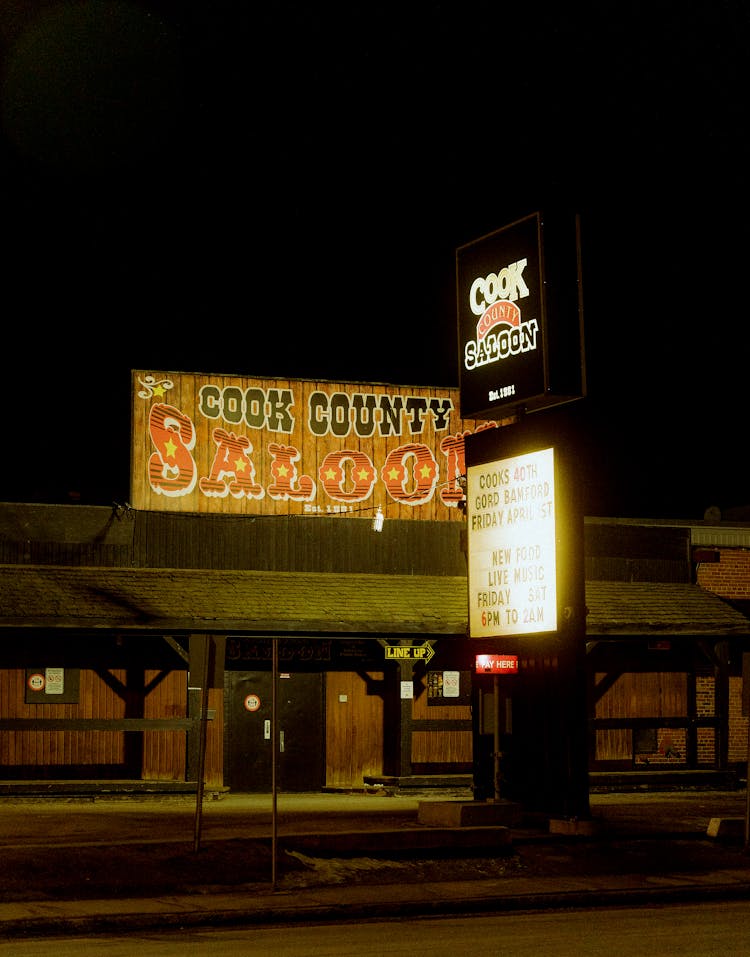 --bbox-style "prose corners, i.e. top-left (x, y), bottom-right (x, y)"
top-left (1, 1), bottom-right (748, 520)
